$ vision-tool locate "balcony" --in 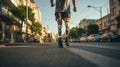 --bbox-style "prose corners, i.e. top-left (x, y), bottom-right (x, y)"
top-left (0, 6), bottom-right (19, 21)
